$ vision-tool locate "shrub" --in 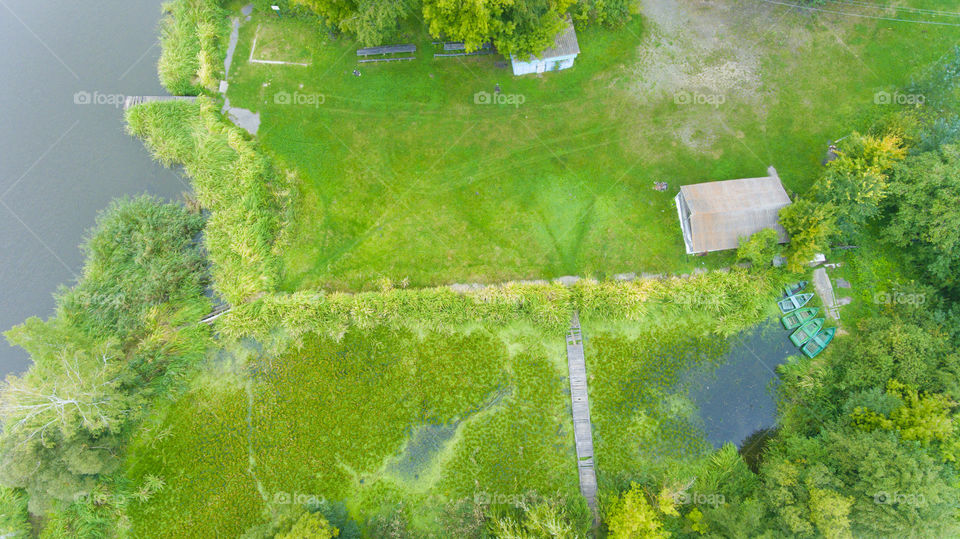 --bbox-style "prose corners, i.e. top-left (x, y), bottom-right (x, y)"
top-left (126, 99), bottom-right (289, 305)
top-left (158, 0), bottom-right (230, 95)
top-left (57, 195), bottom-right (207, 344)
top-left (736, 229), bottom-right (780, 269)
top-left (779, 199), bottom-right (836, 273)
